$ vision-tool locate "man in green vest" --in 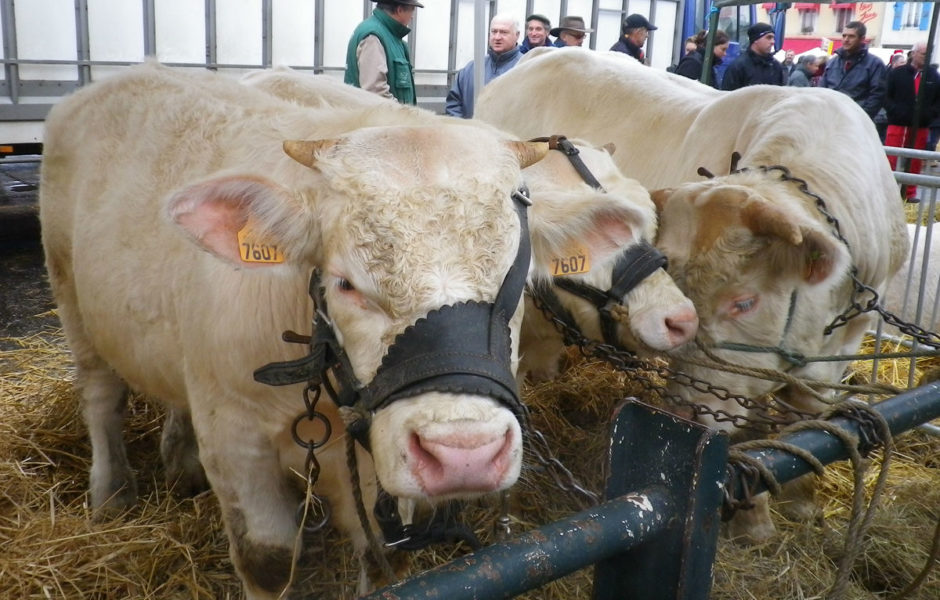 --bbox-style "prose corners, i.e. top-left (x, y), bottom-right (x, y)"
top-left (345, 1), bottom-right (423, 105)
